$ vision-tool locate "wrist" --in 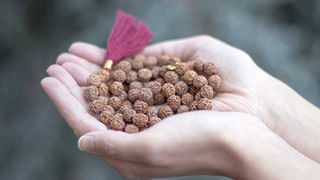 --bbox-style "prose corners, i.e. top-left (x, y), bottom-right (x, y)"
top-left (228, 118), bottom-right (320, 180)
top-left (262, 74), bottom-right (320, 162)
